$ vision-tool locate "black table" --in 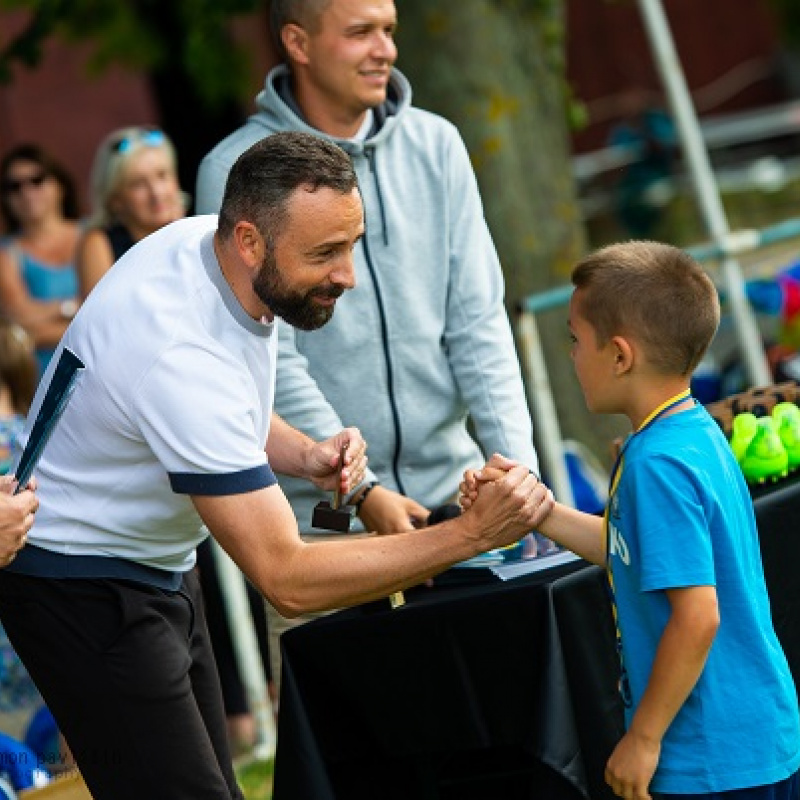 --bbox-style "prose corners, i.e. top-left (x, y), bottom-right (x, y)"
top-left (272, 557), bottom-right (625, 800)
top-left (272, 474), bottom-right (800, 800)
top-left (749, 470), bottom-right (800, 692)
